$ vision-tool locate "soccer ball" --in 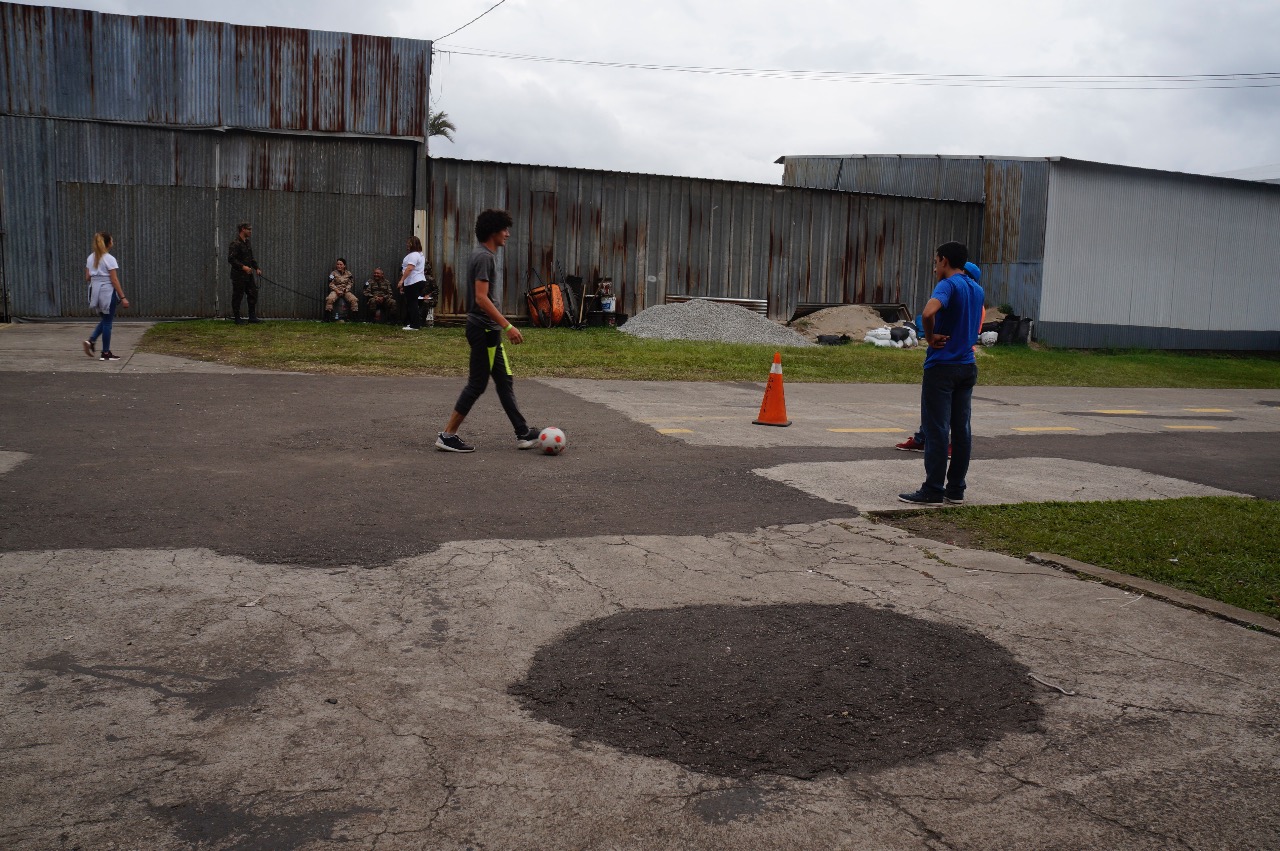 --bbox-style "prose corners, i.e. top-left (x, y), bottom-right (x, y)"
top-left (538, 426), bottom-right (566, 455)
